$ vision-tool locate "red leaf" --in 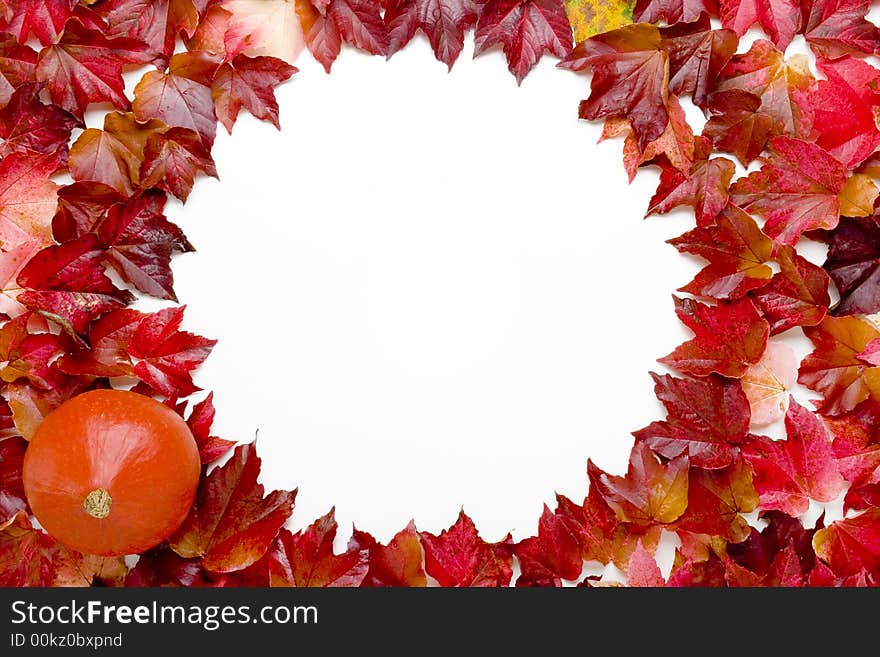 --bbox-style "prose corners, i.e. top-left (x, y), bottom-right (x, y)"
top-left (0, 437), bottom-right (27, 526)
top-left (53, 182), bottom-right (126, 243)
top-left (633, 0), bottom-right (718, 24)
top-left (731, 137), bottom-right (847, 246)
top-left (139, 127), bottom-right (218, 202)
top-left (212, 55), bottom-right (297, 133)
top-left (0, 513), bottom-right (56, 586)
top-left (824, 216), bottom-right (880, 317)
top-left (560, 24), bottom-right (667, 150)
top-left (799, 315), bottom-right (880, 415)
top-left (132, 51), bottom-right (220, 147)
top-left (267, 510), bottom-right (369, 587)
top-left (813, 508), bottom-right (880, 578)
top-left (800, 0), bottom-right (880, 60)
top-left (56, 307), bottom-right (143, 377)
top-left (475, 0), bottom-right (572, 85)
top-left (351, 522), bottom-right (427, 587)
top-left (35, 21), bottom-right (151, 118)
top-left (127, 305), bottom-right (216, 398)
top-left (0, 151), bottom-right (59, 253)
top-left (0, 83), bottom-right (77, 161)
top-left (385, 0), bottom-right (481, 69)
top-left (514, 504), bottom-right (583, 586)
top-left (703, 90), bottom-right (781, 166)
top-left (420, 511), bottom-right (513, 586)
top-left (1, 0), bottom-right (77, 47)
top-left (125, 547), bottom-right (216, 586)
top-left (677, 457), bottom-right (758, 542)
top-left (99, 0), bottom-right (201, 67)
top-left (0, 35), bottom-right (37, 108)
top-left (719, 0), bottom-right (799, 49)
top-left (17, 235), bottom-right (135, 341)
top-left (186, 392), bottom-right (236, 464)
top-left (589, 442), bottom-right (689, 526)
top-left (667, 204), bottom-right (773, 300)
top-left (743, 399), bottom-right (845, 516)
top-left (659, 14), bottom-right (738, 110)
top-left (659, 296), bottom-right (769, 378)
top-left (295, 0), bottom-right (343, 72)
top-left (750, 244), bottom-right (830, 334)
top-left (626, 540), bottom-right (664, 587)
top-left (169, 442), bottom-right (296, 573)
top-left (634, 372), bottom-right (751, 469)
